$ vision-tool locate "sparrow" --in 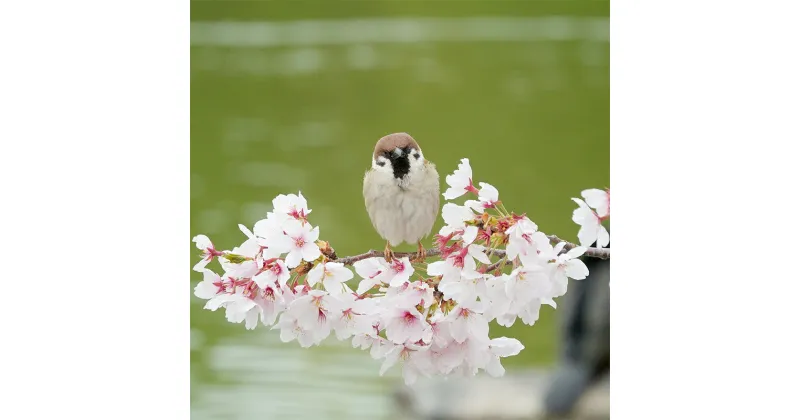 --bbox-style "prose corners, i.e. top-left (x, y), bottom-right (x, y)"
top-left (363, 133), bottom-right (440, 262)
